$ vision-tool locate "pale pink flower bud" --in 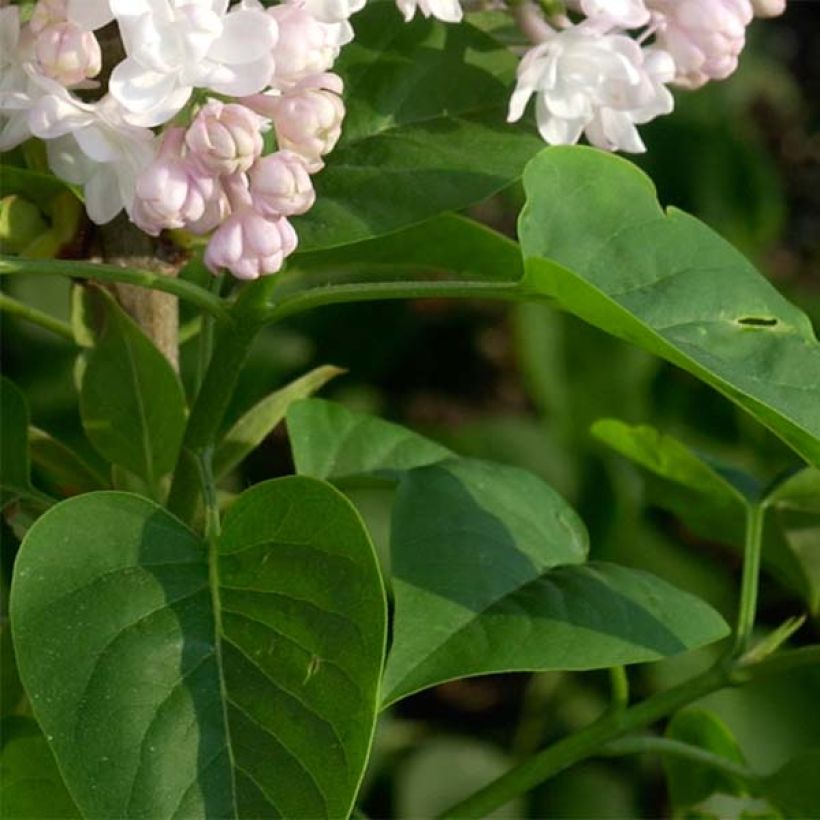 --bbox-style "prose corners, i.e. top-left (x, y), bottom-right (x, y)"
top-left (649, 0), bottom-right (753, 89)
top-left (204, 173), bottom-right (298, 279)
top-left (205, 209), bottom-right (298, 279)
top-left (268, 6), bottom-right (337, 88)
top-left (131, 128), bottom-right (217, 236)
top-left (30, 0), bottom-right (69, 35)
top-left (250, 150), bottom-right (316, 217)
top-left (34, 21), bottom-right (101, 86)
top-left (245, 73), bottom-right (345, 172)
top-left (185, 100), bottom-right (265, 177)
top-left (751, 0), bottom-right (785, 17)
